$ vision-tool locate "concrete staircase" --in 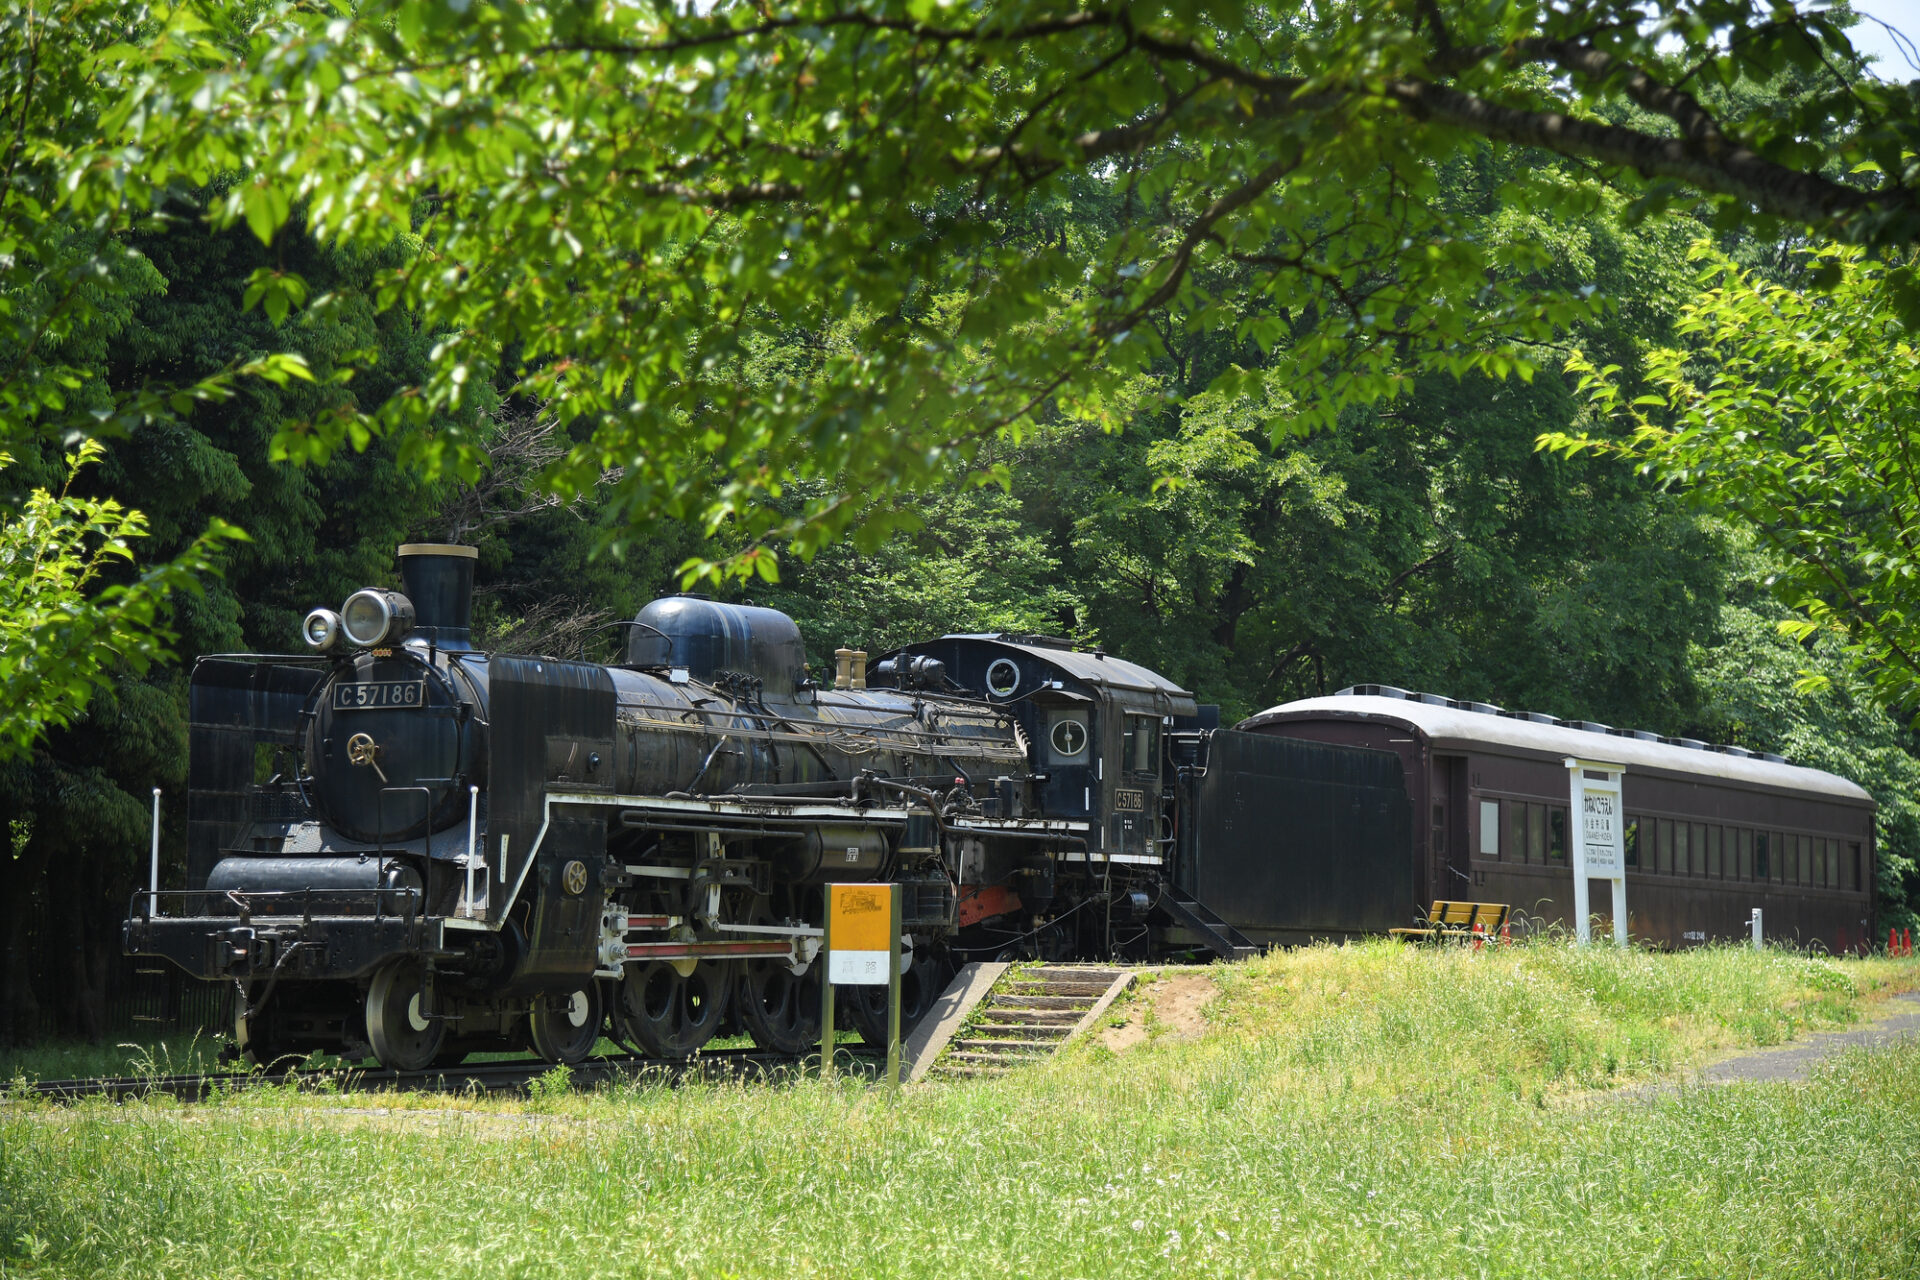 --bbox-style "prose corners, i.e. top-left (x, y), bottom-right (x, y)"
top-left (927, 965), bottom-right (1134, 1079)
